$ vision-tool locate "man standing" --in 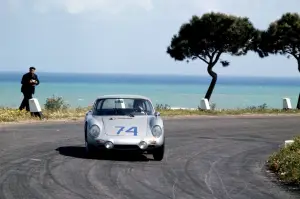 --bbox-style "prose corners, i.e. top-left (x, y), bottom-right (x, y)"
top-left (19, 66), bottom-right (40, 111)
